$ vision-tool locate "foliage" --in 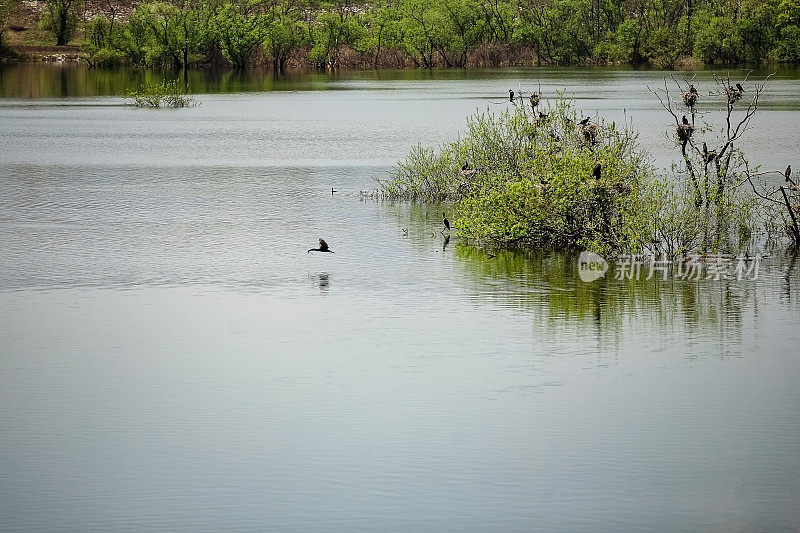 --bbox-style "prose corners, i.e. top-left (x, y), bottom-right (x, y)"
top-left (127, 79), bottom-right (197, 107)
top-left (0, 0), bottom-right (18, 57)
top-left (380, 97), bottom-right (655, 254)
top-left (41, 0), bottom-right (78, 45)
top-left (383, 75), bottom-right (784, 256)
top-left (71, 0), bottom-right (800, 68)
